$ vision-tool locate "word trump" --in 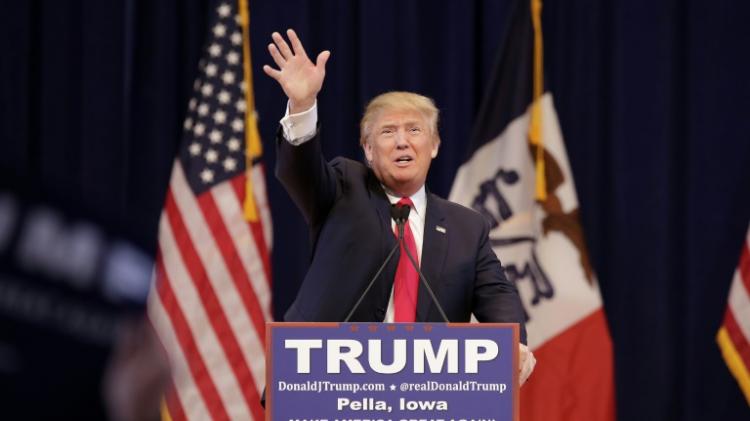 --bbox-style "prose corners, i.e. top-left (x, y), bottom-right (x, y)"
top-left (284, 339), bottom-right (499, 374)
